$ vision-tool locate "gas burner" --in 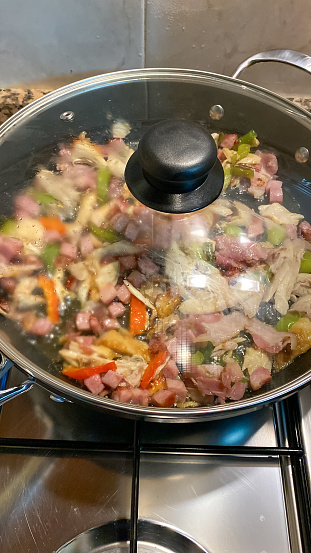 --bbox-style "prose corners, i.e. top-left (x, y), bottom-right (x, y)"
top-left (55, 519), bottom-right (208, 553)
